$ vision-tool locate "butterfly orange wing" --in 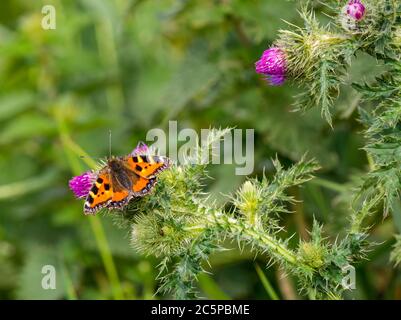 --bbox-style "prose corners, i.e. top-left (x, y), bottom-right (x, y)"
top-left (84, 153), bottom-right (170, 213)
top-left (84, 171), bottom-right (113, 214)
top-left (125, 155), bottom-right (170, 179)
top-left (123, 154), bottom-right (170, 196)
top-left (132, 176), bottom-right (157, 196)
top-left (107, 189), bottom-right (132, 210)
top-left (84, 170), bottom-right (133, 213)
